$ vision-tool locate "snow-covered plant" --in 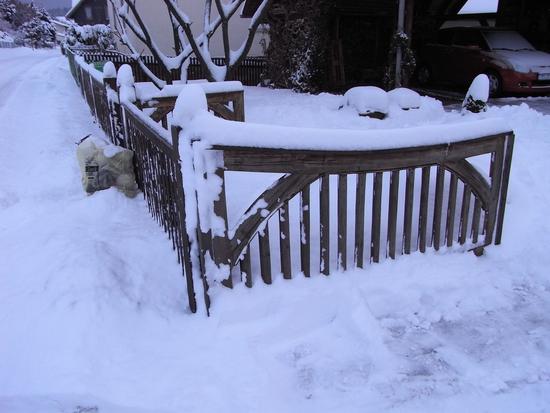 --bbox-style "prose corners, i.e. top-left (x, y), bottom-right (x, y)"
top-left (19, 7), bottom-right (56, 48)
top-left (264, 0), bottom-right (331, 92)
top-left (343, 86), bottom-right (389, 119)
top-left (383, 31), bottom-right (416, 90)
top-left (0, 0), bottom-right (16, 23)
top-left (462, 74), bottom-right (489, 114)
top-left (108, 0), bottom-right (272, 88)
top-left (65, 23), bottom-right (115, 50)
